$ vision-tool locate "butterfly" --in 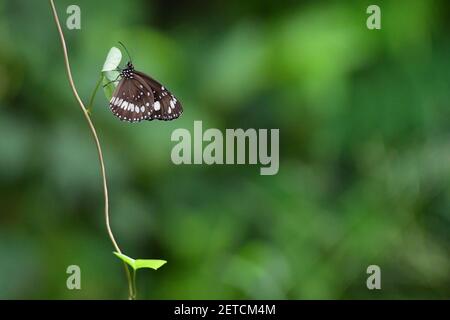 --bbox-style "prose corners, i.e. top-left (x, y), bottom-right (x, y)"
top-left (108, 61), bottom-right (182, 122)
